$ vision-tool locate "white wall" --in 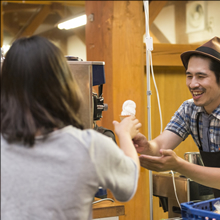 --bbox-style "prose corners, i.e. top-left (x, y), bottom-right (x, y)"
top-left (153, 4), bottom-right (176, 44)
top-left (188, 1), bottom-right (220, 43)
top-left (151, 1), bottom-right (220, 44)
top-left (67, 34), bottom-right (87, 61)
